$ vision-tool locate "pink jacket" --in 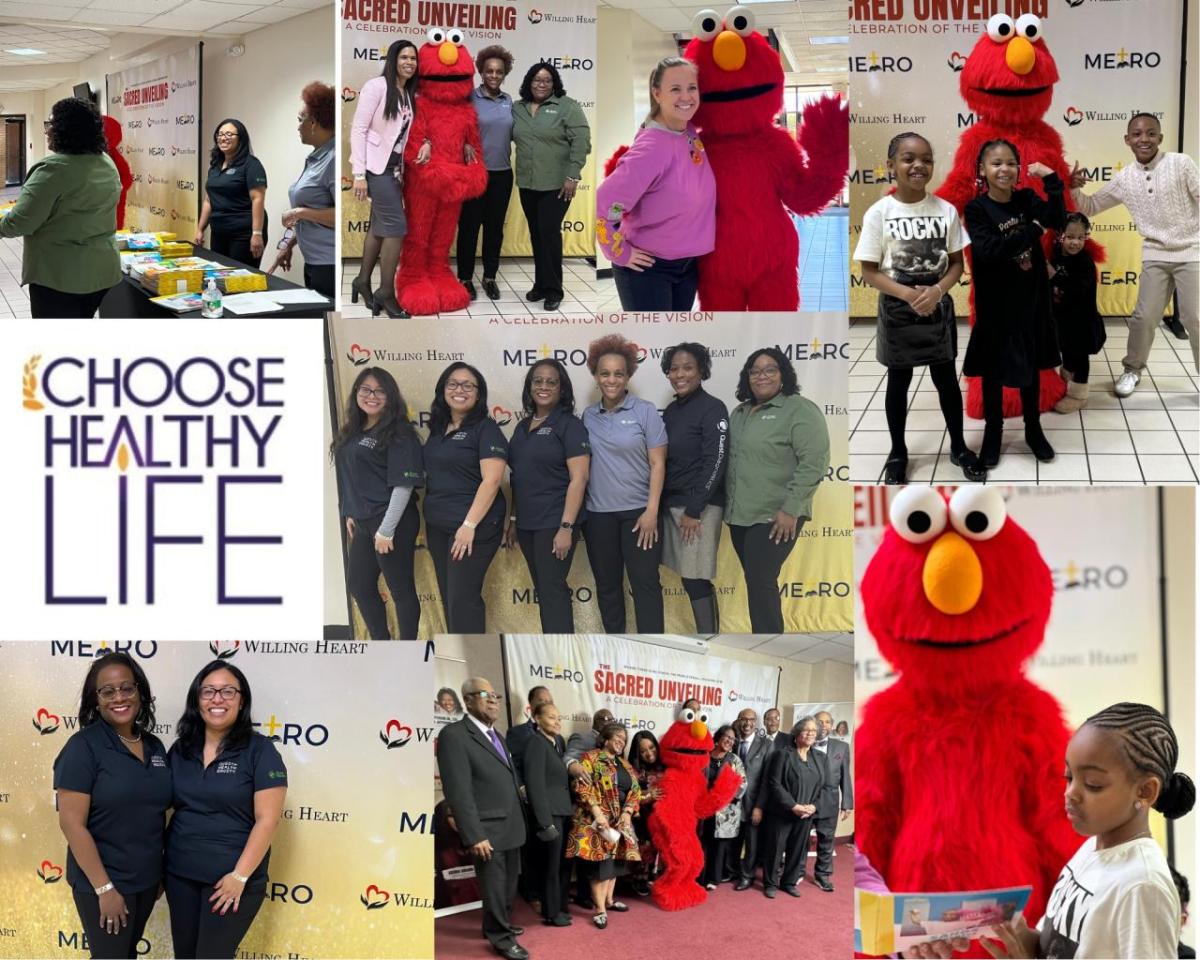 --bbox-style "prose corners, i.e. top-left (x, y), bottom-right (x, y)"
top-left (350, 75), bottom-right (413, 177)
